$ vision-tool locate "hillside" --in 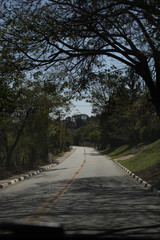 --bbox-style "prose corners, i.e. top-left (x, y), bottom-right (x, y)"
top-left (103, 140), bottom-right (160, 190)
